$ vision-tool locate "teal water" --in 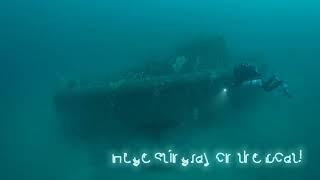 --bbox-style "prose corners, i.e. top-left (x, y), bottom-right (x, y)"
top-left (1, 0), bottom-right (319, 179)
